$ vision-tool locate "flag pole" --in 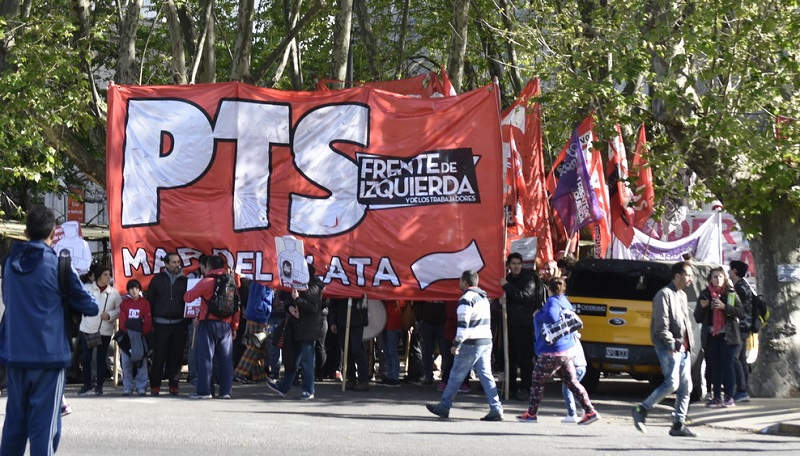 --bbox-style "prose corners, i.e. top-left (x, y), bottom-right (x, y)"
top-left (501, 296), bottom-right (510, 401)
top-left (341, 297), bottom-right (353, 392)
